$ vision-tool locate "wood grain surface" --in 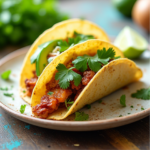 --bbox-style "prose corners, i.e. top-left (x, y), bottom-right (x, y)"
top-left (0, 108), bottom-right (149, 150)
top-left (0, 0), bottom-right (149, 149)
